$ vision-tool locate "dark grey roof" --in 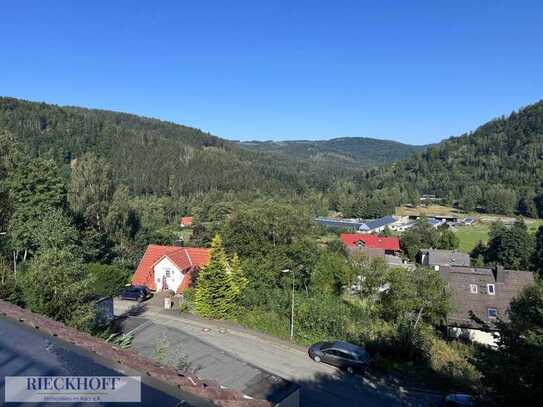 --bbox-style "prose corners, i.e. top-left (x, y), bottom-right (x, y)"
top-left (421, 249), bottom-right (471, 267)
top-left (315, 218), bottom-right (367, 231)
top-left (316, 215), bottom-right (397, 232)
top-left (439, 266), bottom-right (535, 330)
top-left (364, 216), bottom-right (397, 230)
